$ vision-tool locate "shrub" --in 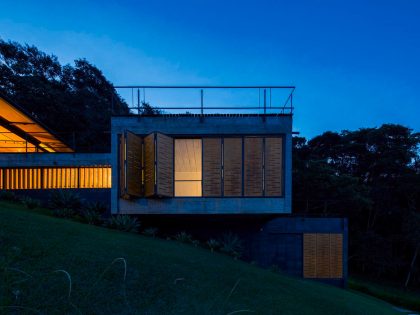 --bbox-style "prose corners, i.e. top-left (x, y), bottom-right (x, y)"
top-left (174, 231), bottom-right (193, 243)
top-left (53, 208), bottom-right (75, 218)
top-left (20, 196), bottom-right (41, 209)
top-left (206, 239), bottom-right (220, 252)
top-left (82, 209), bottom-right (102, 225)
top-left (0, 191), bottom-right (18, 202)
top-left (104, 215), bottom-right (140, 233)
top-left (220, 232), bottom-right (244, 259)
top-left (49, 190), bottom-right (83, 213)
top-left (143, 227), bottom-right (158, 238)
top-left (86, 201), bottom-right (108, 214)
